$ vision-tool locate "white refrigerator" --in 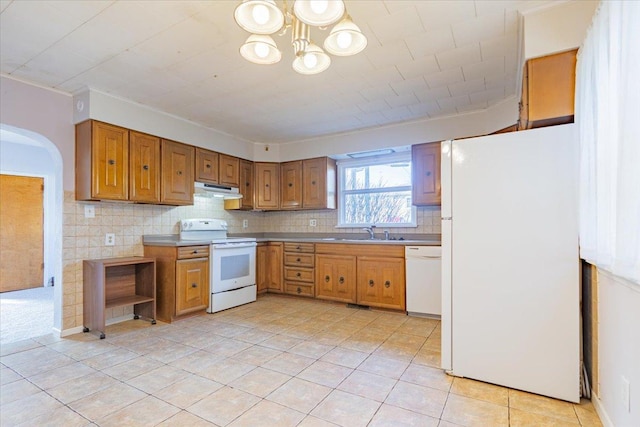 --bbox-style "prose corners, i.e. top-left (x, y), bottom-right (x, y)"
top-left (441, 124), bottom-right (580, 403)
